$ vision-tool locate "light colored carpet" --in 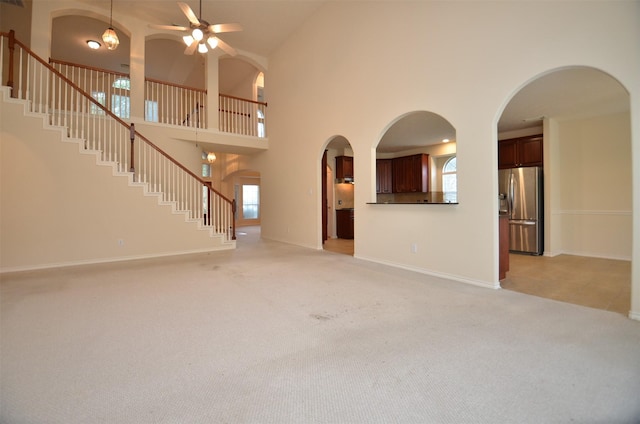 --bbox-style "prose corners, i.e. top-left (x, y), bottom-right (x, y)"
top-left (2, 227), bottom-right (640, 423)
